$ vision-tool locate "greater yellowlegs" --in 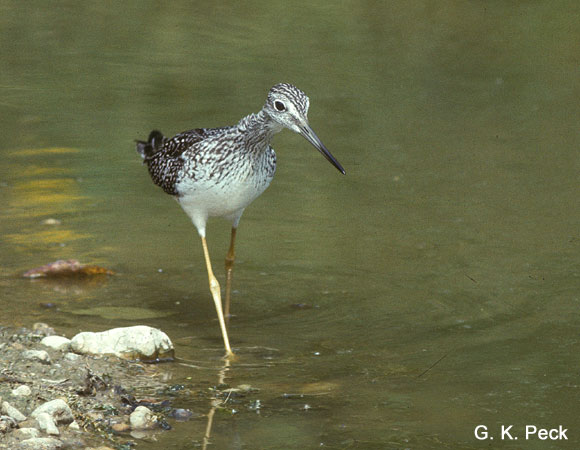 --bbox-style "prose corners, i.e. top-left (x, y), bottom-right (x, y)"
top-left (136, 83), bottom-right (345, 357)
